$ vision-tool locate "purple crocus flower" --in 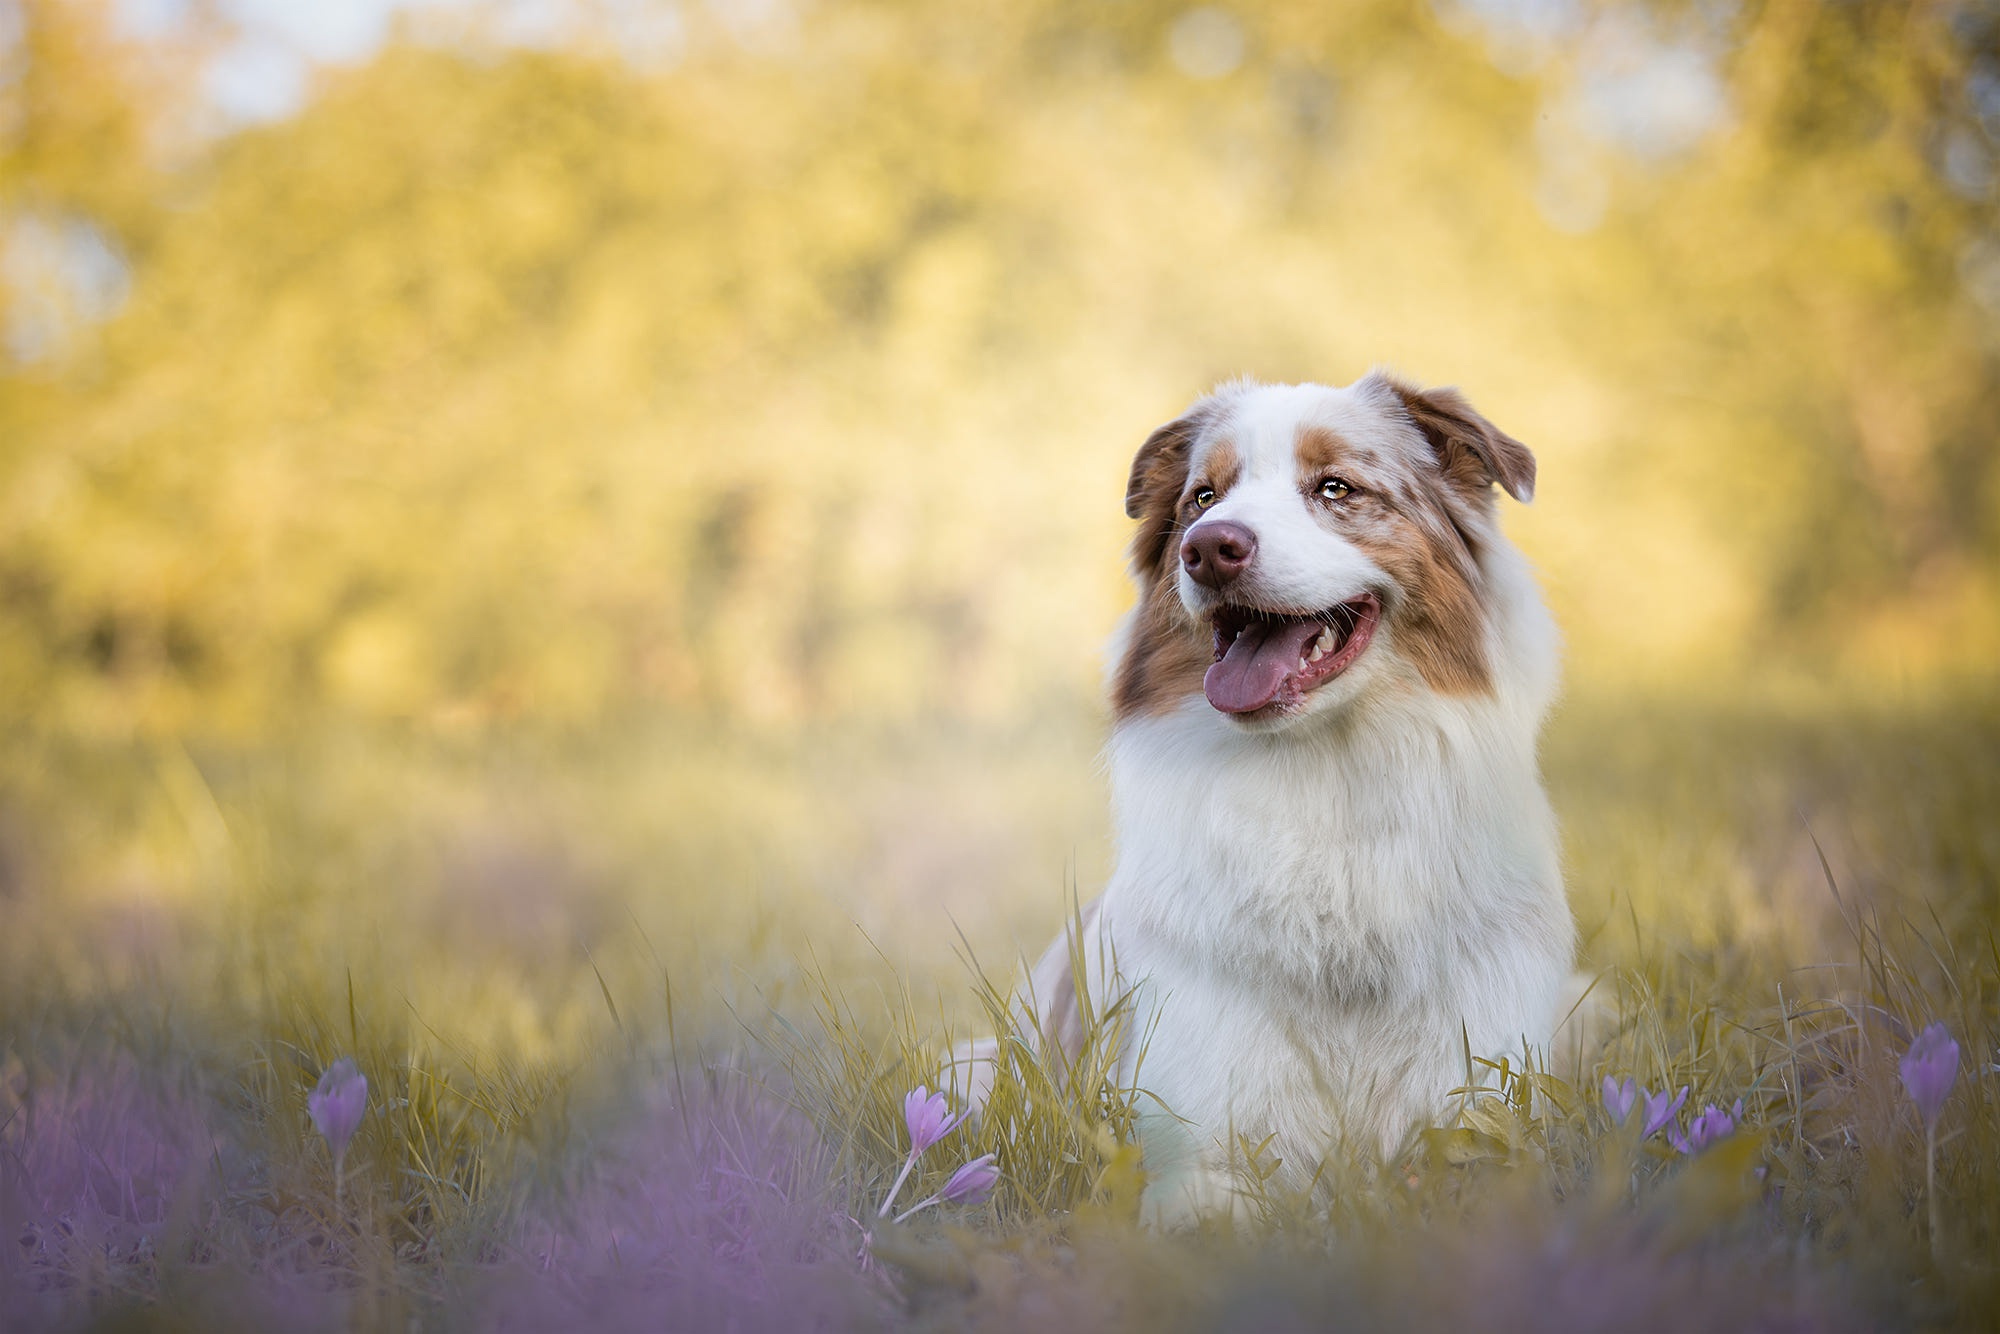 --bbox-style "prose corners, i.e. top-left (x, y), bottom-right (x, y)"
top-left (1601, 1075), bottom-right (1639, 1125)
top-left (1903, 1023), bottom-right (1960, 1260)
top-left (890, 1151), bottom-right (1002, 1221)
top-left (880, 1086), bottom-right (964, 1218)
top-left (1639, 1085), bottom-right (1688, 1140)
top-left (308, 1058), bottom-right (367, 1168)
top-left (1668, 1099), bottom-right (1741, 1154)
top-left (903, 1086), bottom-right (960, 1155)
top-left (1900, 1023), bottom-right (1960, 1133)
top-left (939, 1153), bottom-right (999, 1205)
